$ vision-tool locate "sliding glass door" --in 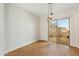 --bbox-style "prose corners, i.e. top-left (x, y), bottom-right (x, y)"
top-left (49, 18), bottom-right (70, 45)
